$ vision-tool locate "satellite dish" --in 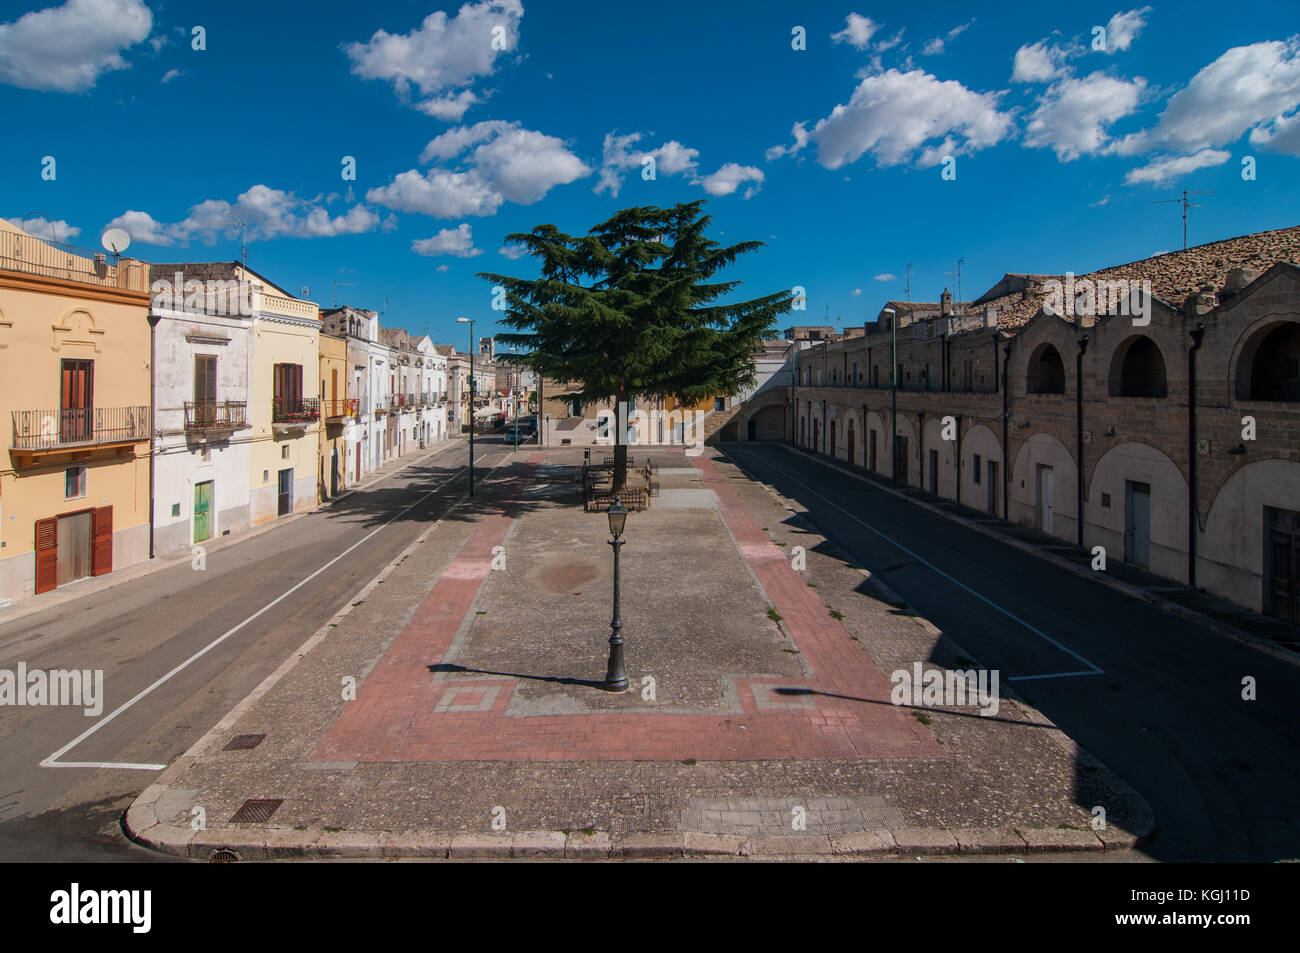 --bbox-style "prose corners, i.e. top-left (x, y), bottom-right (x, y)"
top-left (101, 228), bottom-right (131, 254)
